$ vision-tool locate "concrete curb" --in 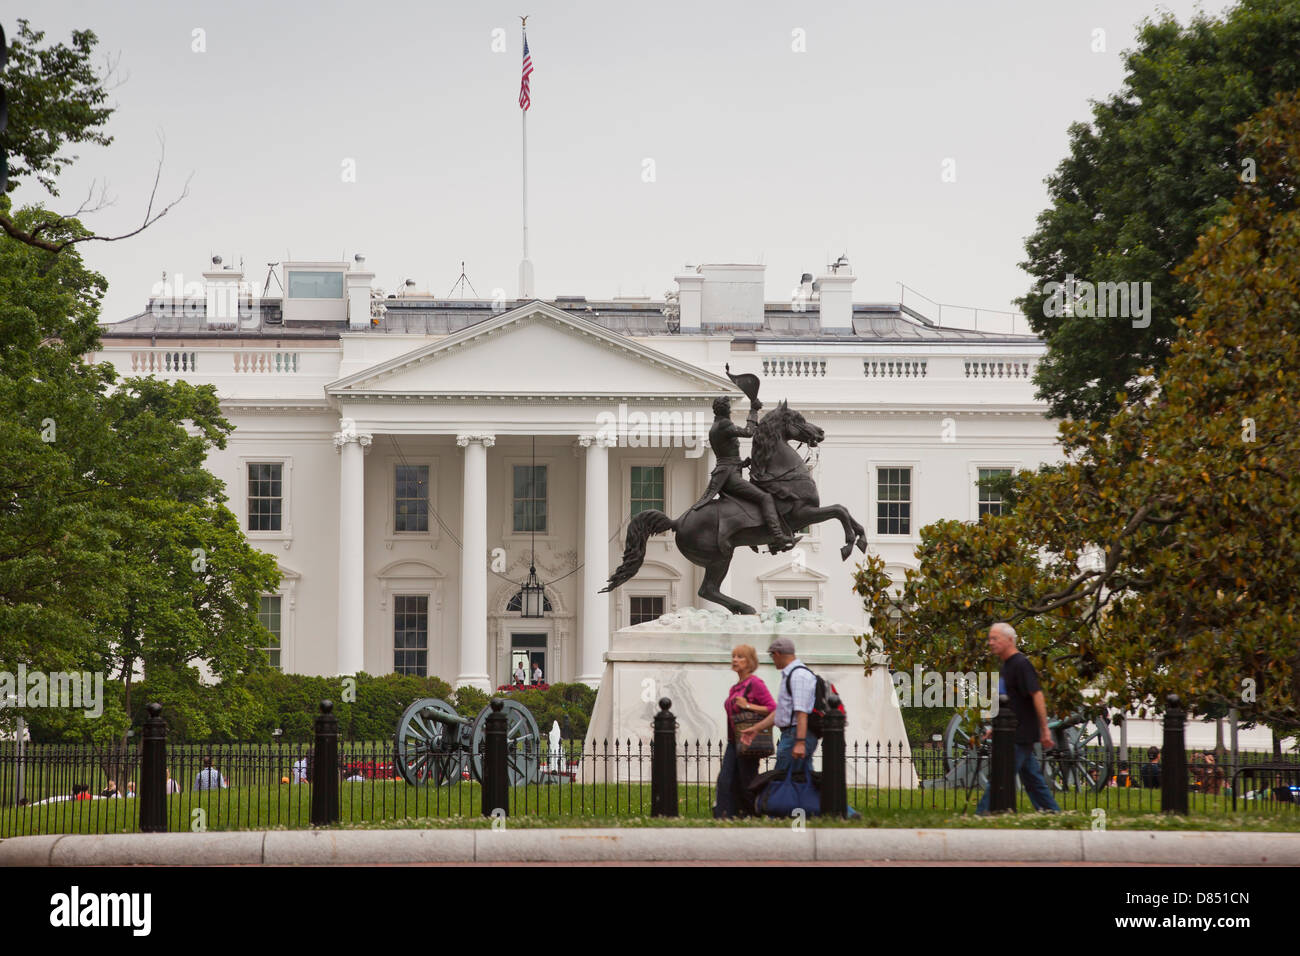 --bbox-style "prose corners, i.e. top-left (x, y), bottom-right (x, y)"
top-left (2, 828), bottom-right (1298, 865)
